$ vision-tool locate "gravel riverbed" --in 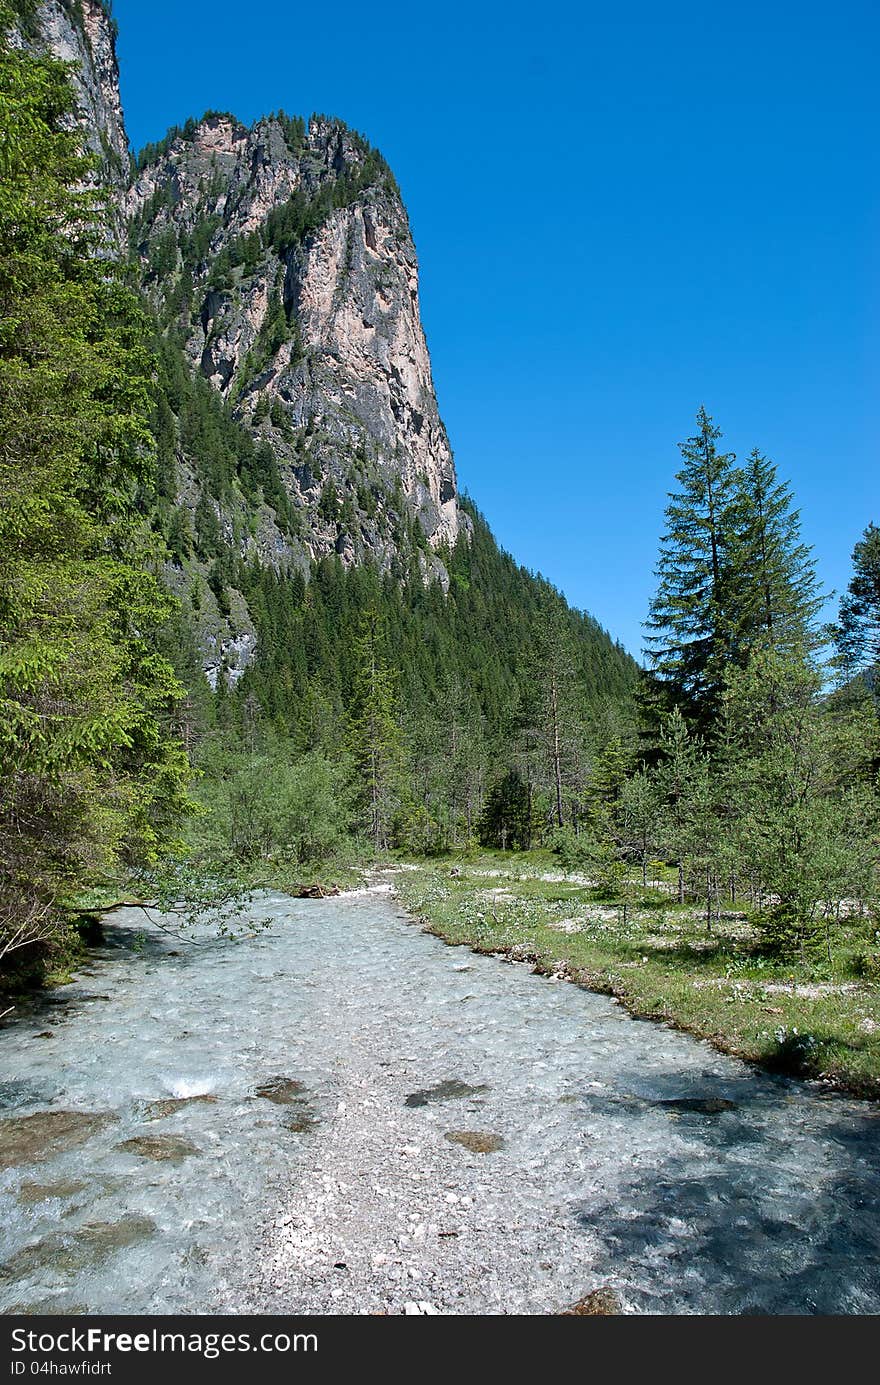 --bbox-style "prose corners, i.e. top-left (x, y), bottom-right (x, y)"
top-left (2, 885), bottom-right (880, 1315)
